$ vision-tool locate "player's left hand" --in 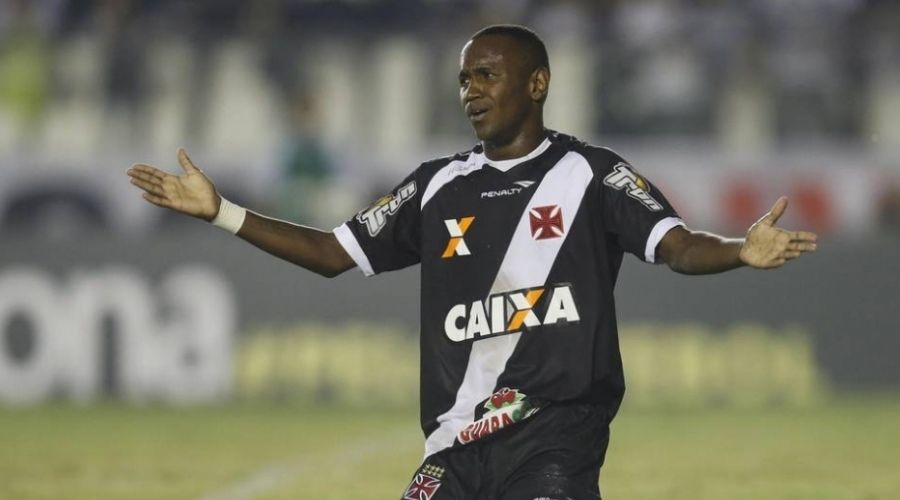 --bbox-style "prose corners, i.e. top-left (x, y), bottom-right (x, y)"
top-left (739, 196), bottom-right (818, 269)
